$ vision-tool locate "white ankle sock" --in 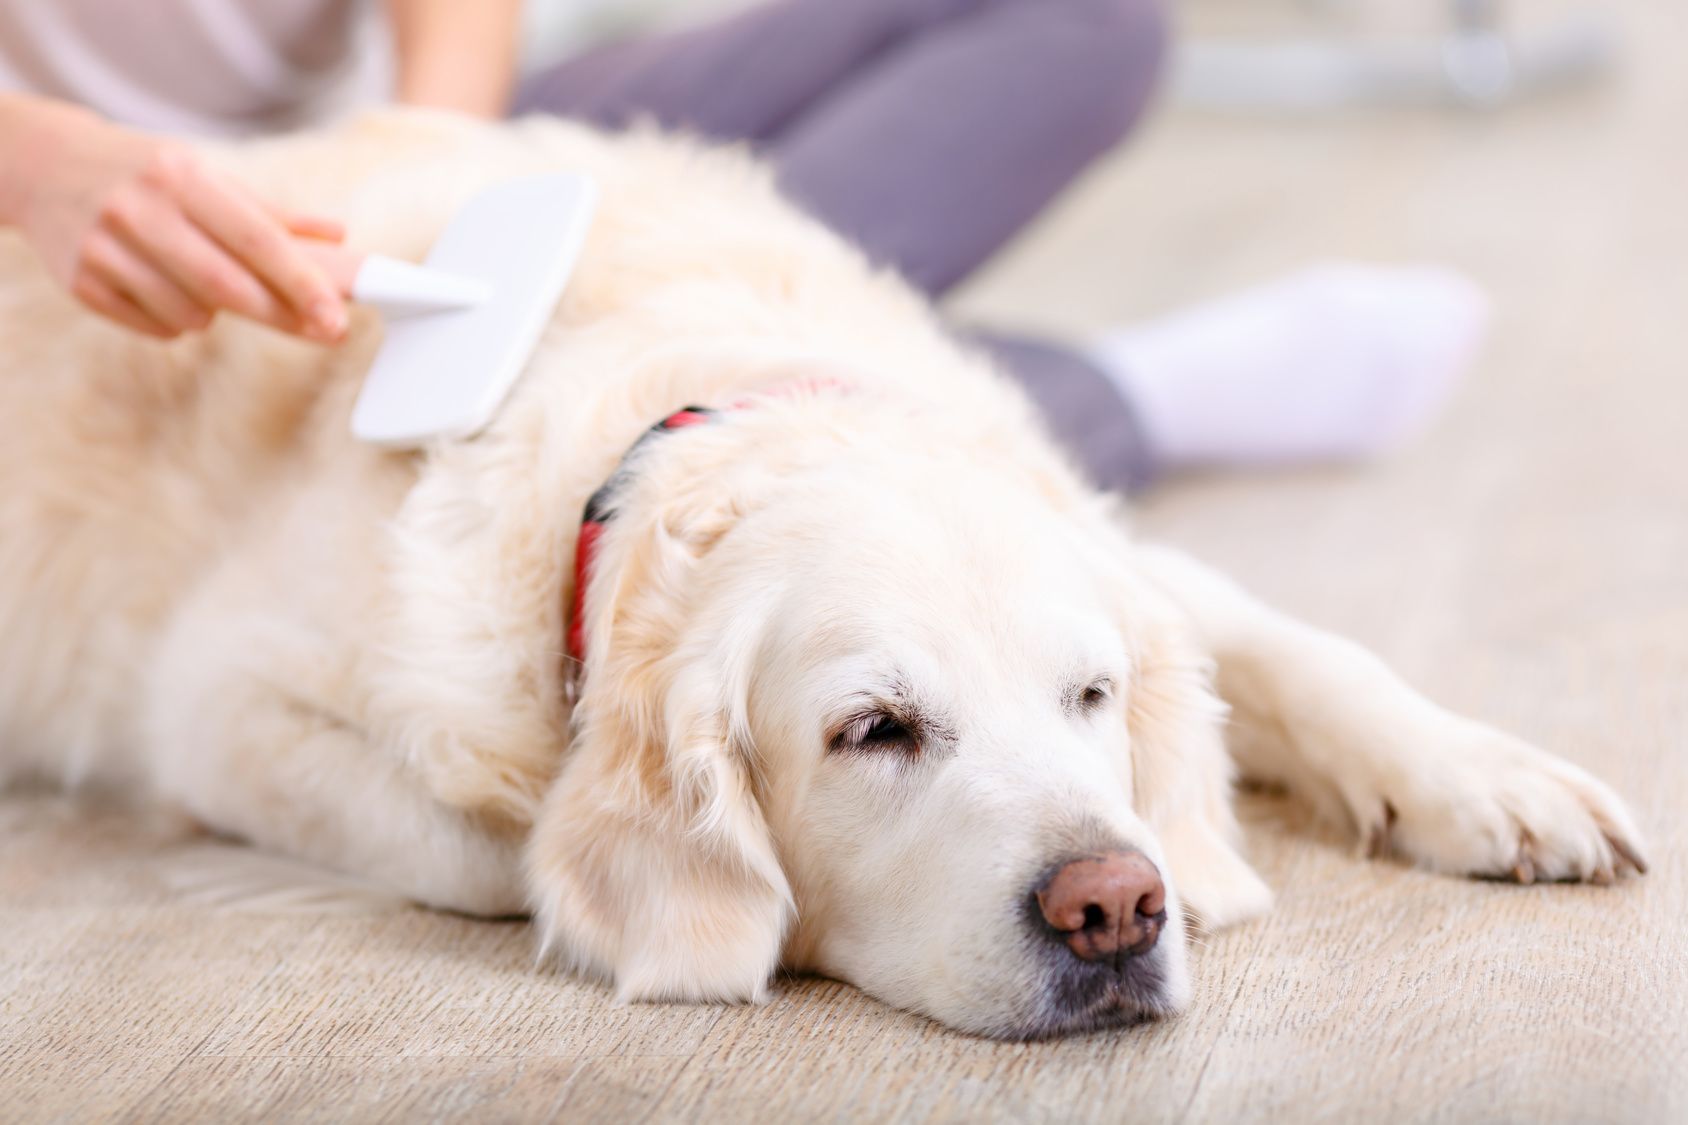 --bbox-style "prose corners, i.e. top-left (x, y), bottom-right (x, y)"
top-left (1089, 263), bottom-right (1490, 467)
